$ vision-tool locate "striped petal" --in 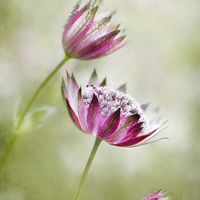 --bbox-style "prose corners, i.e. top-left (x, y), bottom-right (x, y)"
top-left (77, 30), bottom-right (120, 59)
top-left (65, 97), bottom-right (84, 132)
top-left (66, 71), bottom-right (79, 113)
top-left (106, 113), bottom-right (140, 142)
top-left (113, 133), bottom-right (152, 147)
top-left (86, 94), bottom-right (100, 133)
top-left (68, 7), bottom-right (99, 53)
top-left (77, 88), bottom-right (88, 131)
top-left (98, 108), bottom-right (120, 139)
